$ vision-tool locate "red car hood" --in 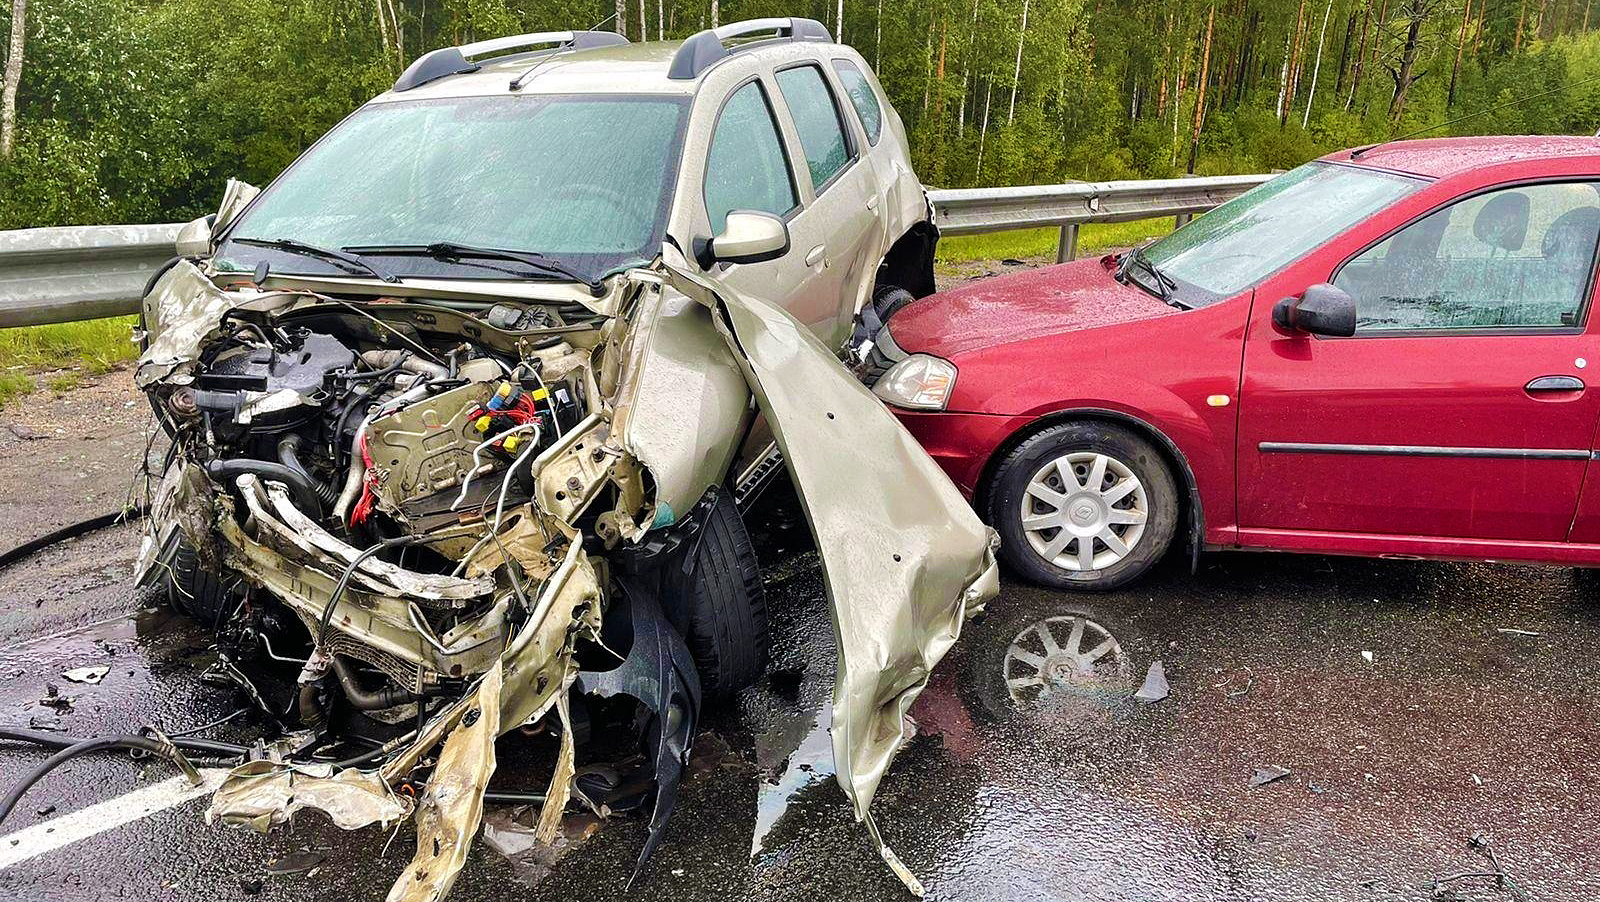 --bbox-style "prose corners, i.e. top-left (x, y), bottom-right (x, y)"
top-left (887, 258), bottom-right (1177, 359)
